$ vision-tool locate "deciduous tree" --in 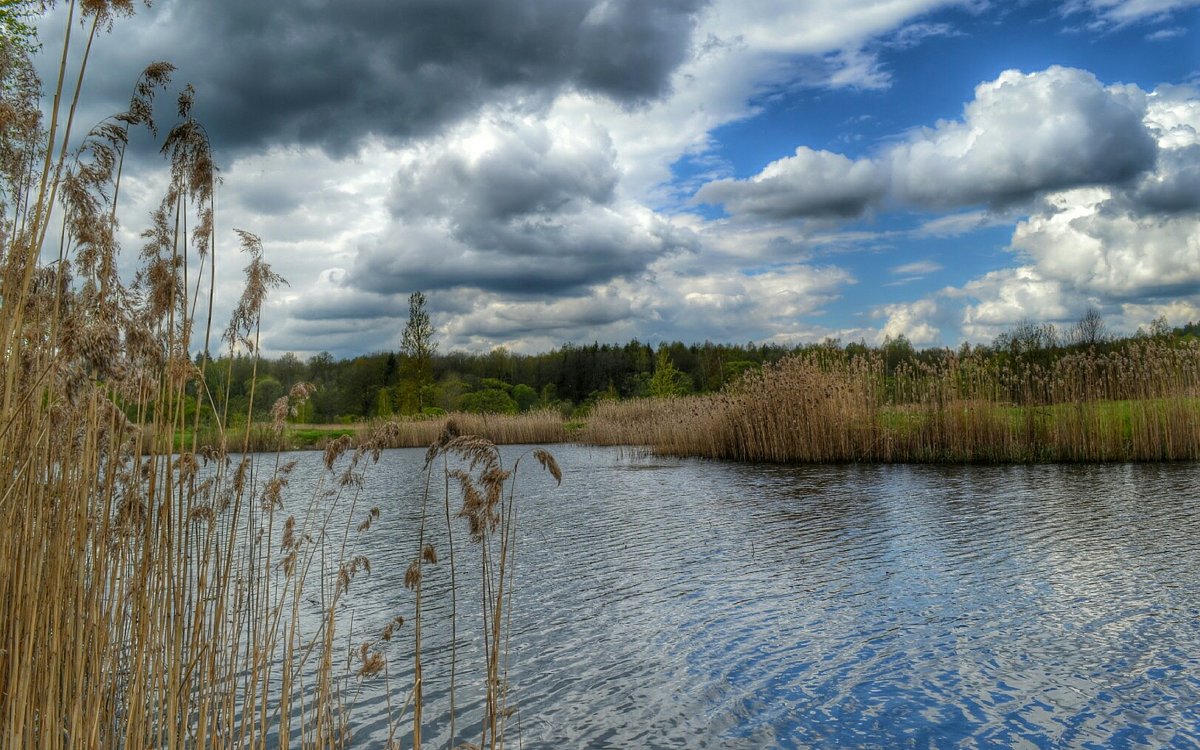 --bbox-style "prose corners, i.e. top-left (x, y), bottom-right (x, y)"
top-left (401, 291), bottom-right (436, 410)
